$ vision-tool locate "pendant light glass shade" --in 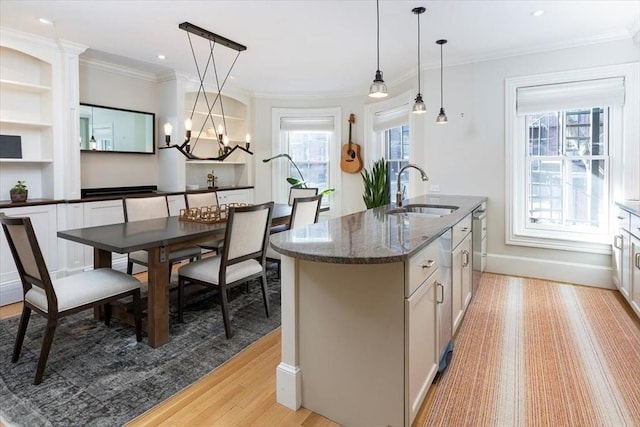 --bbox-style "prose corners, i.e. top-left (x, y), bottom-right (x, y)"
top-left (368, 0), bottom-right (388, 98)
top-left (412, 7), bottom-right (426, 114)
top-left (413, 94), bottom-right (427, 114)
top-left (436, 39), bottom-right (448, 124)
